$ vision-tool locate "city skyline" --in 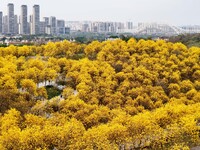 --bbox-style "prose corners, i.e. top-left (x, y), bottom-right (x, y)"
top-left (0, 2), bottom-right (200, 36)
top-left (0, 0), bottom-right (200, 26)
